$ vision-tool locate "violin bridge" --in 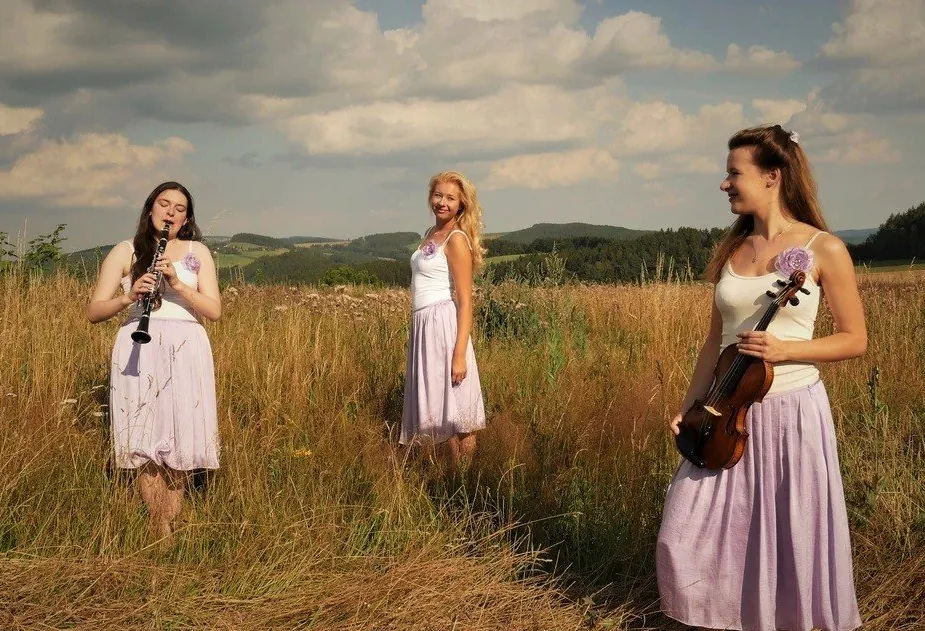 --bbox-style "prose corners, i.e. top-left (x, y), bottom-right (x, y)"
top-left (702, 405), bottom-right (722, 417)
